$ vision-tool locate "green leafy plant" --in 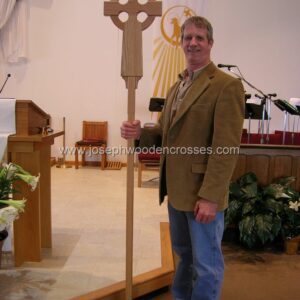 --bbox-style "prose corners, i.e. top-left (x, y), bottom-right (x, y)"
top-left (0, 163), bottom-right (39, 232)
top-left (225, 172), bottom-right (300, 248)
